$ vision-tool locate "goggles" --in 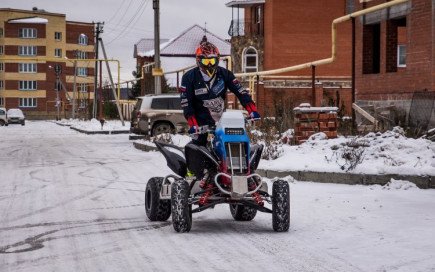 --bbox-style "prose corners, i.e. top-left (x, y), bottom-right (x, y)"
top-left (200, 57), bottom-right (217, 66)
